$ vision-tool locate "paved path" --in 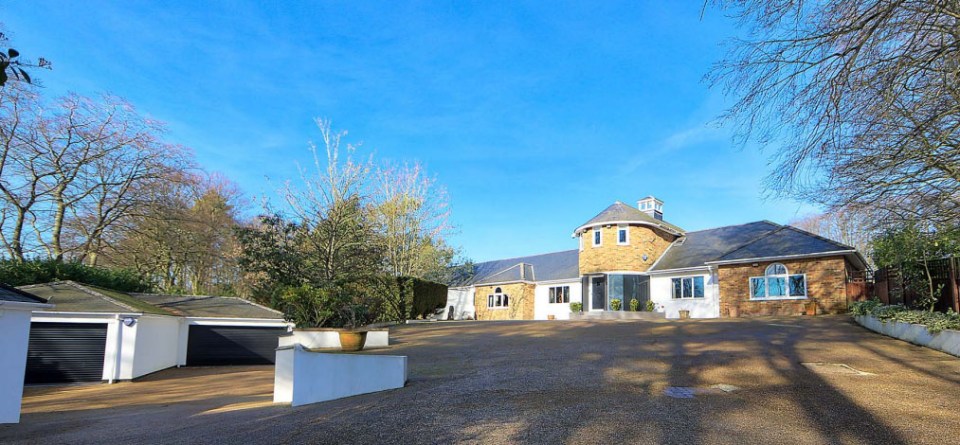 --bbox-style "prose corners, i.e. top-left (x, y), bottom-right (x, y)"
top-left (3, 316), bottom-right (960, 444)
